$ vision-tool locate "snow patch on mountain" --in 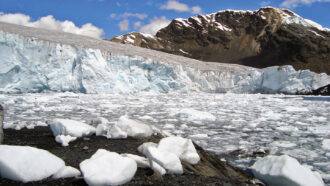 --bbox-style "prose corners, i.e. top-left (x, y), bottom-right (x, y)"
top-left (276, 8), bottom-right (330, 31)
